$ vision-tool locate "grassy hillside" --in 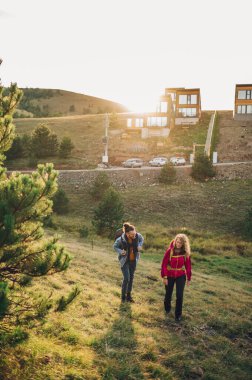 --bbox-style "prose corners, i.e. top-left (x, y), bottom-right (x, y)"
top-left (7, 112), bottom-right (211, 170)
top-left (13, 88), bottom-right (127, 118)
top-left (1, 230), bottom-right (251, 380)
top-left (55, 179), bottom-right (252, 237)
top-left (1, 179), bottom-right (252, 379)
